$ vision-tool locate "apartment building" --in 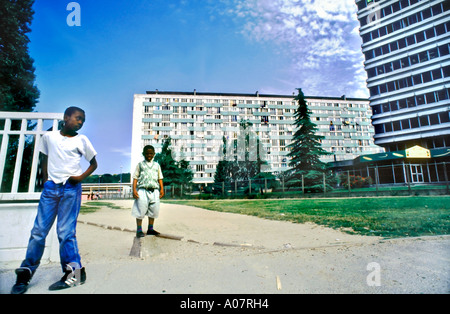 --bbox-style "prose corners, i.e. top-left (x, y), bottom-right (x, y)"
top-left (131, 91), bottom-right (382, 184)
top-left (355, 0), bottom-right (450, 151)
